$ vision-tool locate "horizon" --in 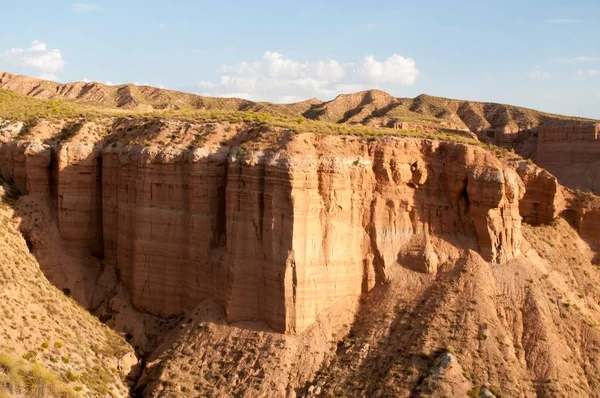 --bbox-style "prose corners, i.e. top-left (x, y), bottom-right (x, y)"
top-left (1, 0), bottom-right (599, 118)
top-left (2, 68), bottom-right (599, 121)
